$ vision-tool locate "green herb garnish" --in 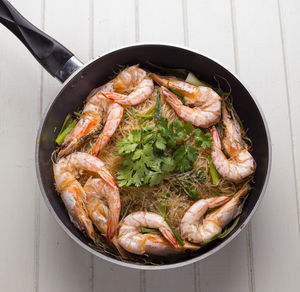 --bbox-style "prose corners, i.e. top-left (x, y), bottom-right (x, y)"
top-left (117, 117), bottom-right (199, 187)
top-left (74, 111), bottom-right (81, 118)
top-left (168, 87), bottom-right (185, 104)
top-left (141, 227), bottom-right (160, 234)
top-left (56, 118), bottom-right (77, 145)
top-left (157, 193), bottom-right (184, 246)
top-left (173, 145), bottom-right (198, 173)
top-left (131, 106), bottom-right (137, 118)
top-left (200, 217), bottom-right (240, 246)
top-left (159, 192), bottom-right (171, 218)
top-left (165, 218), bottom-right (185, 246)
top-left (116, 127), bottom-right (175, 187)
top-left (175, 179), bottom-right (199, 201)
top-left (208, 155), bottom-right (220, 185)
top-left (194, 129), bottom-right (213, 149)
